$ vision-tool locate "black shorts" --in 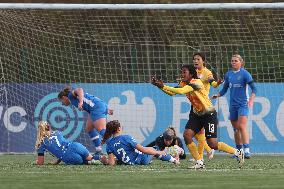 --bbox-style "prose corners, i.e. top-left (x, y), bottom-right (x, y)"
top-left (185, 110), bottom-right (218, 139)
